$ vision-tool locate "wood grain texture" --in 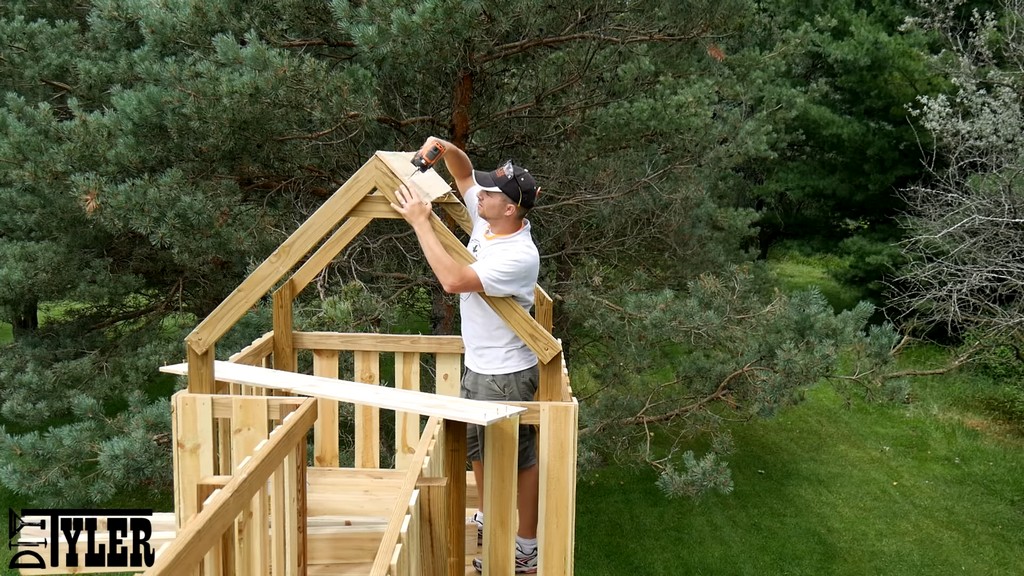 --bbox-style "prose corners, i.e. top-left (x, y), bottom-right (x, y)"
top-left (161, 361), bottom-right (525, 426)
top-left (146, 398), bottom-right (317, 576)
